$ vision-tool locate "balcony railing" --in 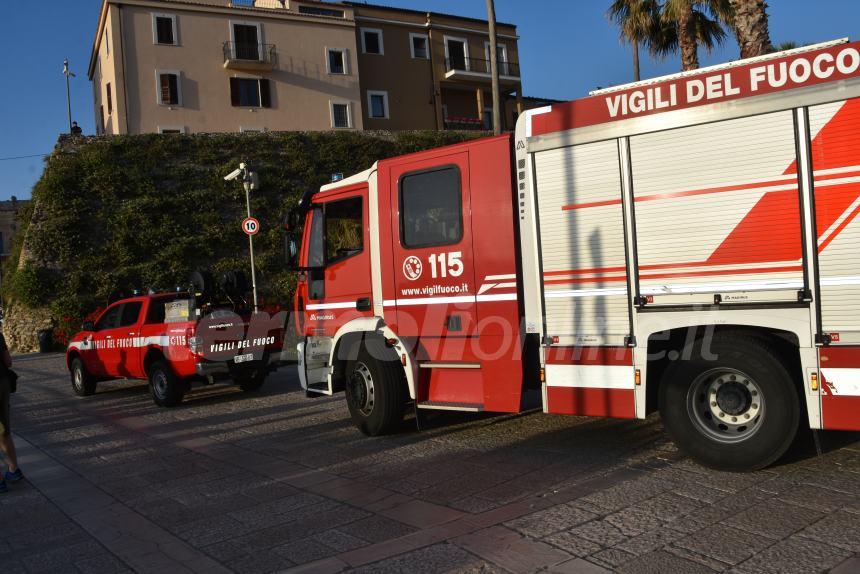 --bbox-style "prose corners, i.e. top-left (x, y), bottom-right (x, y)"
top-left (223, 41), bottom-right (276, 70)
top-left (444, 57), bottom-right (520, 78)
top-left (444, 116), bottom-right (487, 131)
